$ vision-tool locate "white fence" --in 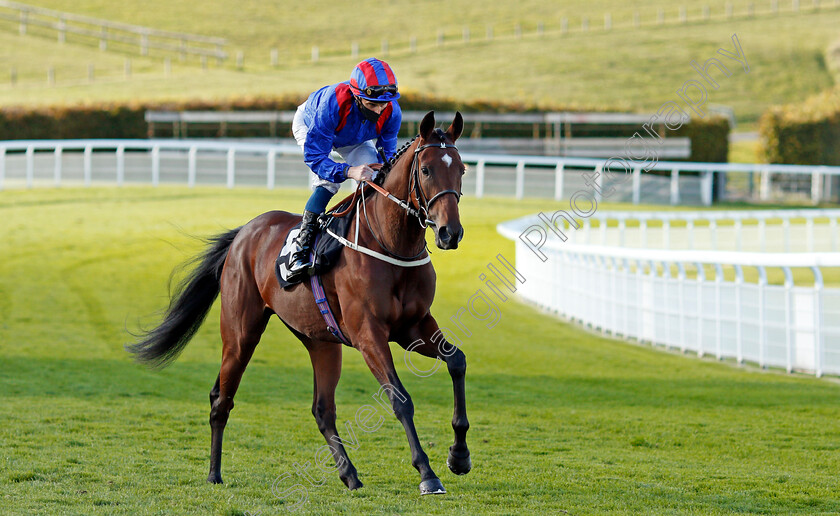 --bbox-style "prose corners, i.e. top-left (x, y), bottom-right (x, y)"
top-left (2, 139), bottom-right (840, 207)
top-left (497, 210), bottom-right (840, 377)
top-left (144, 110), bottom-right (693, 158)
top-left (0, 1), bottom-right (227, 61)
